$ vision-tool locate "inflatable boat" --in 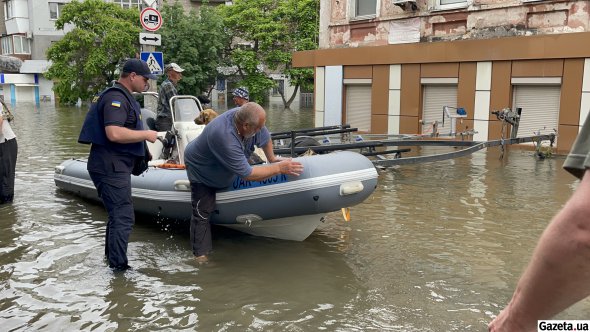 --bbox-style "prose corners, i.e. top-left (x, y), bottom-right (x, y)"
top-left (54, 96), bottom-right (378, 241)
